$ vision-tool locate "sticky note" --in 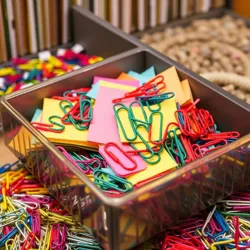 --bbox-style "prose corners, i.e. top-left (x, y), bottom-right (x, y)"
top-left (87, 77), bottom-right (139, 100)
top-left (117, 72), bottom-right (136, 81)
top-left (93, 76), bottom-right (140, 86)
top-left (31, 109), bottom-right (42, 122)
top-left (40, 98), bottom-right (97, 148)
top-left (9, 126), bottom-right (37, 156)
top-left (128, 66), bottom-right (156, 86)
top-left (99, 143), bottom-right (146, 177)
top-left (181, 79), bottom-right (194, 105)
top-left (126, 149), bottom-right (177, 185)
top-left (88, 82), bottom-right (136, 144)
top-left (142, 66), bottom-right (156, 78)
top-left (116, 97), bottom-right (179, 143)
top-left (158, 67), bottom-right (187, 105)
